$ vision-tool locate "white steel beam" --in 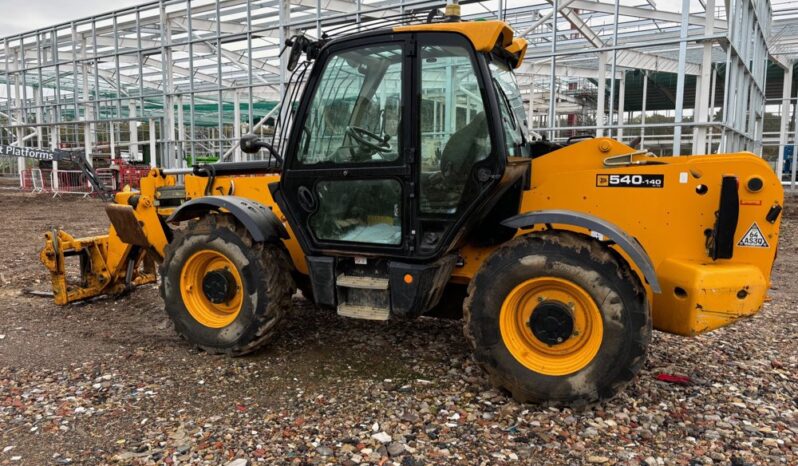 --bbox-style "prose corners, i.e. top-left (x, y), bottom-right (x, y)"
top-left (548, 1), bottom-right (701, 75)
top-left (128, 100), bottom-right (138, 159)
top-left (290, 0), bottom-right (400, 18)
top-left (792, 91), bottom-right (798, 191)
top-left (233, 91), bottom-right (242, 162)
top-left (692, 0), bottom-right (715, 154)
top-left (564, 0), bottom-right (727, 30)
top-left (596, 52), bottom-right (606, 137)
top-left (114, 55), bottom-right (235, 88)
top-left (777, 64), bottom-right (794, 177)
top-left (177, 95), bottom-right (186, 167)
top-left (172, 17), bottom-right (248, 35)
top-left (641, 70), bottom-right (648, 147)
top-left (518, 0), bottom-right (577, 37)
top-left (517, 63), bottom-right (623, 80)
top-left (672, 0), bottom-right (691, 156)
top-left (617, 70), bottom-right (625, 139)
top-left (148, 117), bottom-right (156, 168)
top-left (168, 19), bottom-right (282, 86)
